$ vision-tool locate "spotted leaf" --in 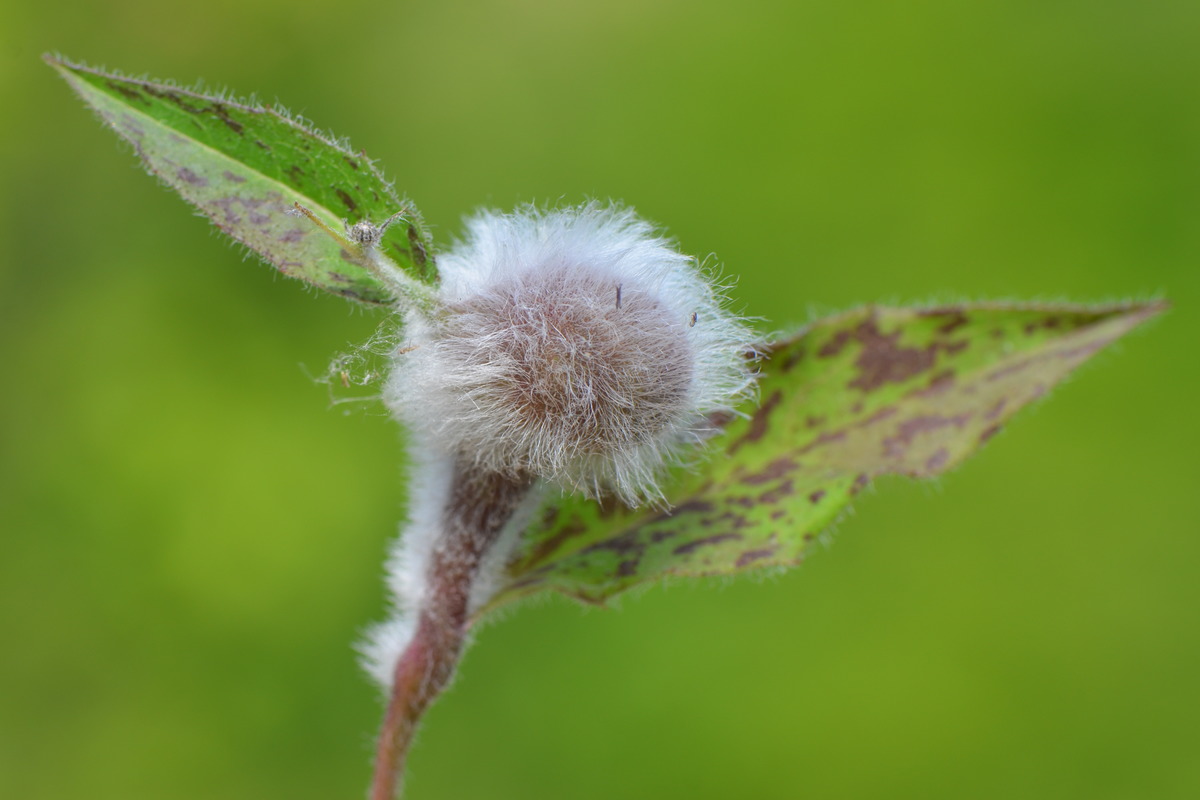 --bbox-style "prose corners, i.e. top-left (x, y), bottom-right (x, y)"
top-left (481, 301), bottom-right (1166, 613)
top-left (47, 55), bottom-right (434, 304)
